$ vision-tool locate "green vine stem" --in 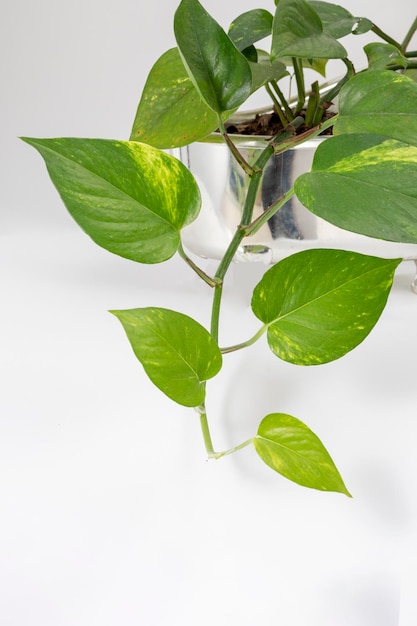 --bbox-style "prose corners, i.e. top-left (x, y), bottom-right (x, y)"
top-left (221, 325), bottom-right (268, 354)
top-left (401, 16), bottom-right (417, 51)
top-left (292, 57), bottom-right (306, 115)
top-left (210, 145), bottom-right (275, 342)
top-left (264, 84), bottom-right (282, 117)
top-left (177, 241), bottom-right (221, 287)
top-left (304, 80), bottom-right (320, 128)
top-left (319, 60), bottom-right (354, 109)
top-left (266, 82), bottom-right (293, 125)
top-left (244, 188), bottom-right (296, 237)
top-left (245, 118), bottom-right (340, 237)
top-left (371, 23), bottom-right (403, 50)
top-left (209, 438), bottom-right (254, 460)
top-left (202, 111), bottom-right (340, 457)
top-left (217, 117), bottom-right (255, 176)
top-left (198, 402), bottom-right (253, 460)
top-left (209, 114), bottom-right (338, 342)
top-left (372, 16), bottom-right (417, 55)
top-left (197, 402), bottom-right (216, 457)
